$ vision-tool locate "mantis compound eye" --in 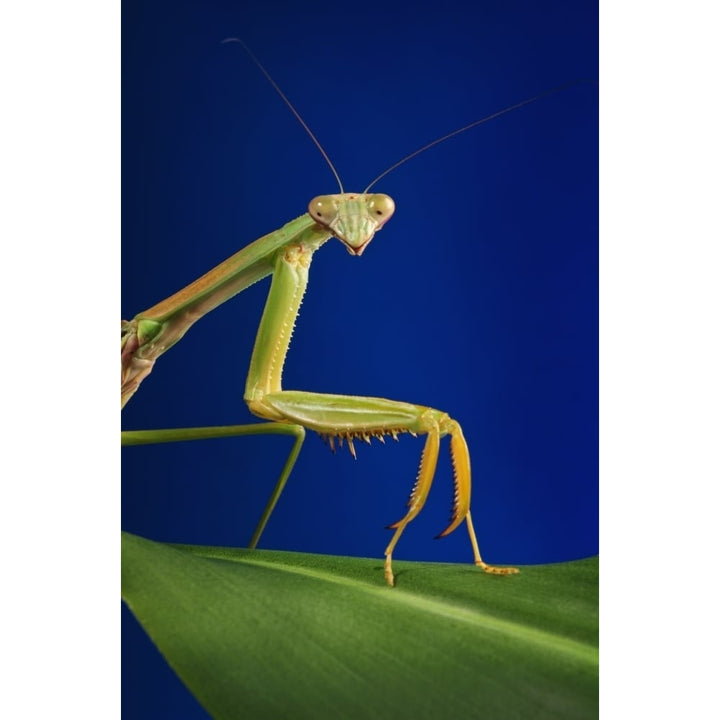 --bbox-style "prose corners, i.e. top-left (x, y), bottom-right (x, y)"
top-left (366, 194), bottom-right (395, 223)
top-left (308, 196), bottom-right (337, 225)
